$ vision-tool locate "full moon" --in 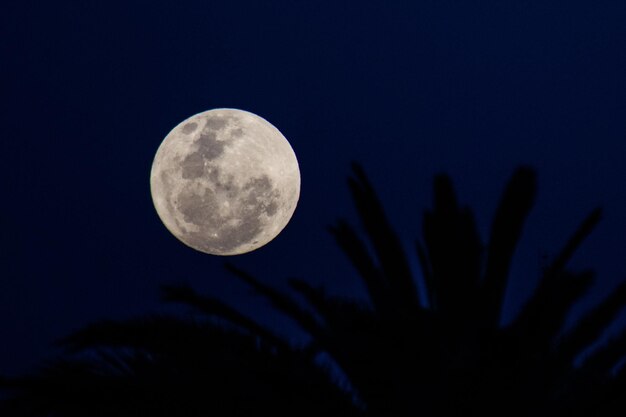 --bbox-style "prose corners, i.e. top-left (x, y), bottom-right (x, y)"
top-left (150, 108), bottom-right (300, 256)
